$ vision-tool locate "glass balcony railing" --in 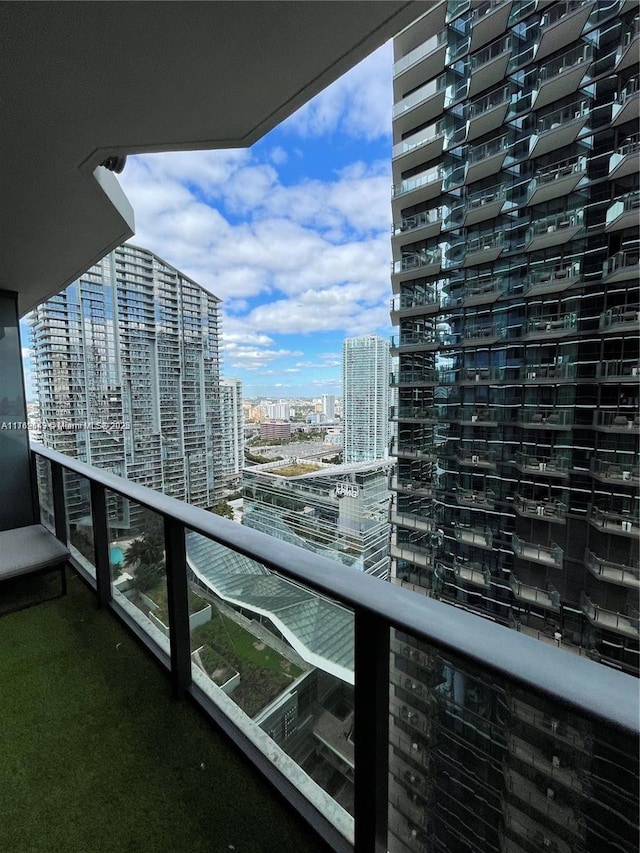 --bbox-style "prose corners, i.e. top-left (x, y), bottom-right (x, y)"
top-left (581, 593), bottom-right (640, 638)
top-left (458, 449), bottom-right (497, 467)
top-left (594, 411), bottom-right (640, 430)
top-left (392, 122), bottom-right (447, 161)
top-left (393, 75), bottom-right (446, 117)
top-left (460, 321), bottom-right (506, 341)
top-left (471, 0), bottom-right (508, 23)
top-left (532, 154), bottom-right (587, 187)
top-left (390, 404), bottom-right (441, 421)
top-left (599, 304), bottom-right (640, 330)
top-left (390, 368), bottom-right (438, 385)
top-left (391, 248), bottom-right (442, 274)
top-left (456, 408), bottom-right (499, 424)
top-left (514, 495), bottom-right (567, 521)
top-left (467, 84), bottom-right (510, 118)
top-left (391, 207), bottom-right (443, 237)
top-left (463, 231), bottom-right (505, 254)
top-left (597, 359), bottom-right (640, 379)
top-left (604, 251), bottom-right (640, 285)
top-left (468, 133), bottom-right (509, 163)
top-left (540, 0), bottom-right (589, 29)
top-left (525, 312), bottom-right (578, 335)
top-left (518, 410), bottom-right (572, 428)
top-left (538, 44), bottom-right (592, 83)
top-left (537, 99), bottom-right (590, 133)
top-left (465, 183), bottom-right (507, 210)
top-left (510, 575), bottom-right (561, 610)
top-left (609, 133), bottom-right (640, 172)
top-left (585, 550), bottom-right (640, 588)
top-left (589, 506), bottom-right (640, 536)
top-left (520, 362), bottom-right (576, 380)
top-left (470, 34), bottom-right (511, 70)
top-left (591, 457), bottom-right (639, 483)
top-left (453, 526), bottom-right (493, 548)
top-left (526, 263), bottom-right (581, 292)
top-left (390, 288), bottom-right (438, 313)
top-left (606, 191), bottom-right (640, 227)
top-left (455, 487), bottom-right (495, 508)
top-left (617, 76), bottom-right (640, 106)
top-left (514, 453), bottom-right (570, 476)
top-left (526, 209), bottom-right (583, 242)
top-left (392, 168), bottom-right (443, 198)
top-left (24, 443), bottom-right (640, 852)
top-left (443, 275), bottom-right (507, 306)
top-left (393, 31), bottom-right (447, 76)
top-left (390, 331), bottom-right (442, 350)
top-left (512, 533), bottom-right (563, 567)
